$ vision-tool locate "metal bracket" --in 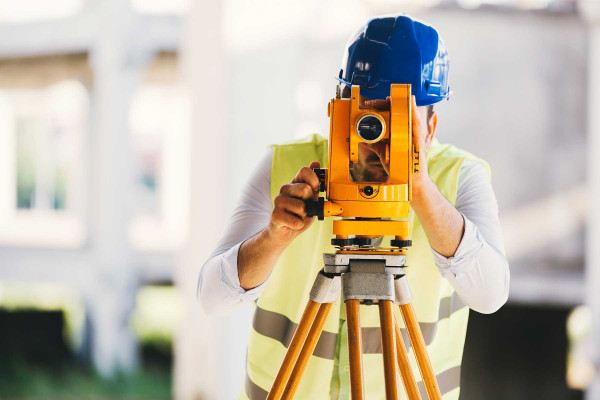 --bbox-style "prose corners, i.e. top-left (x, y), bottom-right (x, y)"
top-left (394, 275), bottom-right (412, 305)
top-left (309, 270), bottom-right (341, 304)
top-left (316, 253), bottom-right (411, 304)
top-left (342, 259), bottom-right (396, 302)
